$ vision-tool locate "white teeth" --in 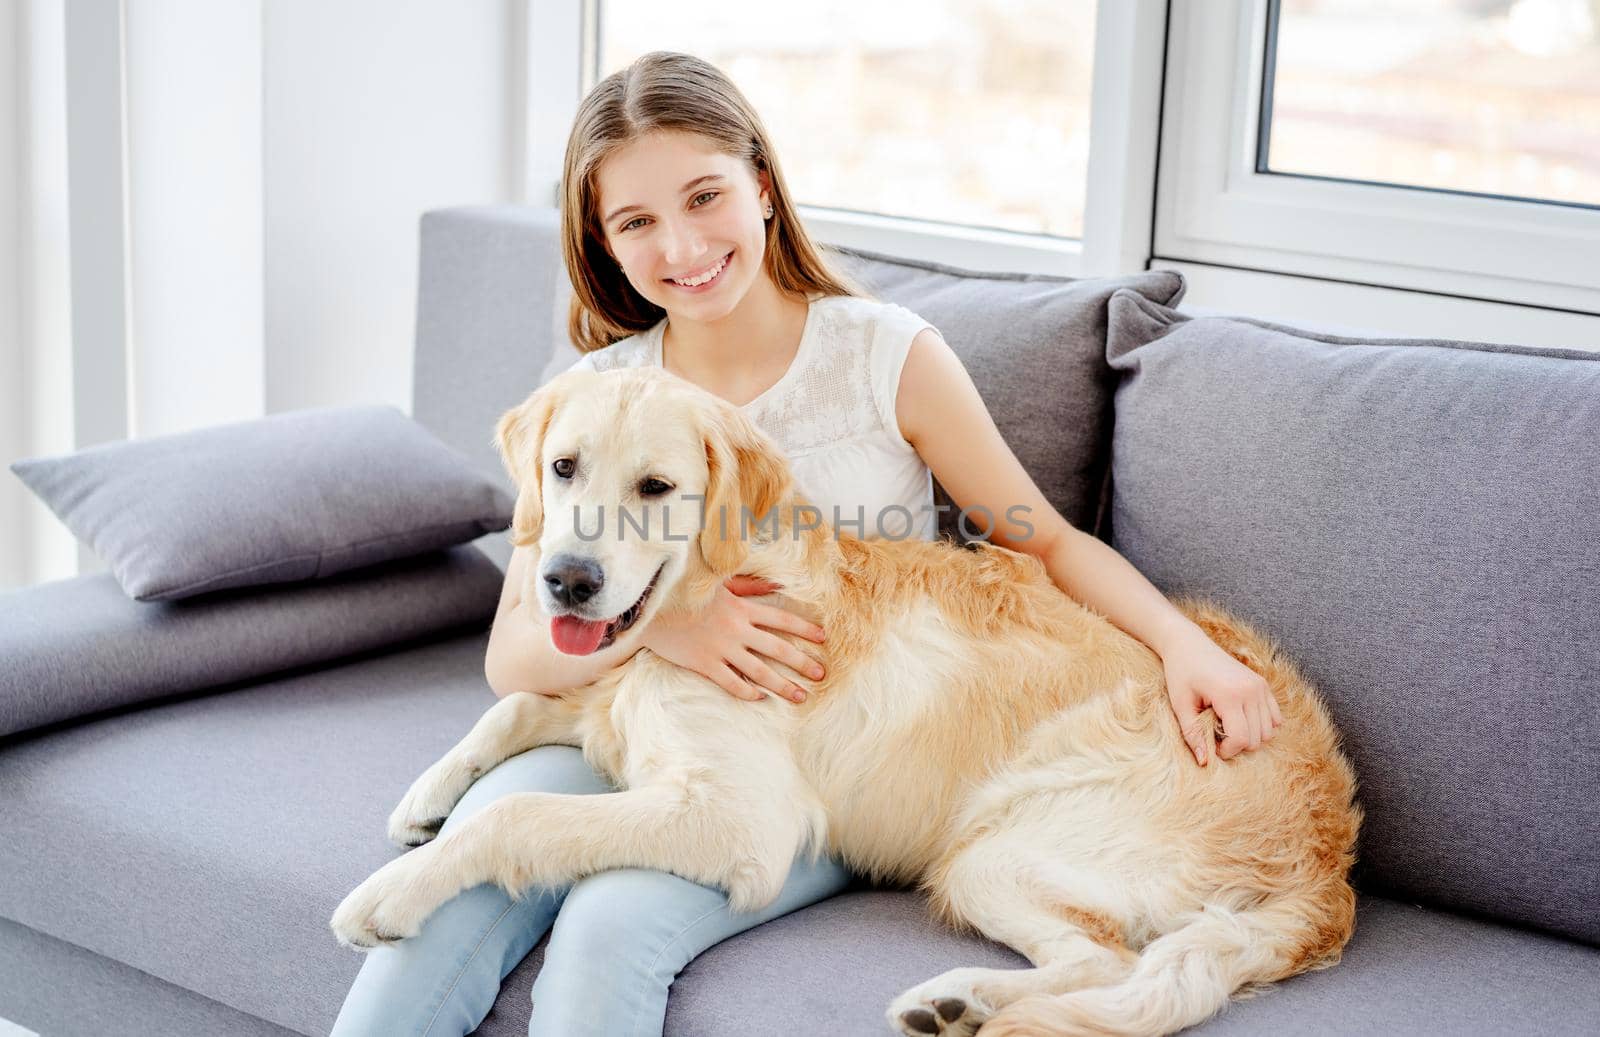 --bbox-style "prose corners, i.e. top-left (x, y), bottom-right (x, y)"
top-left (670, 253), bottom-right (728, 287)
